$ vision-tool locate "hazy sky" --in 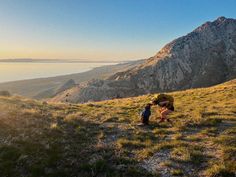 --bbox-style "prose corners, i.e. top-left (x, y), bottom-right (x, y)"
top-left (0, 0), bottom-right (236, 60)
